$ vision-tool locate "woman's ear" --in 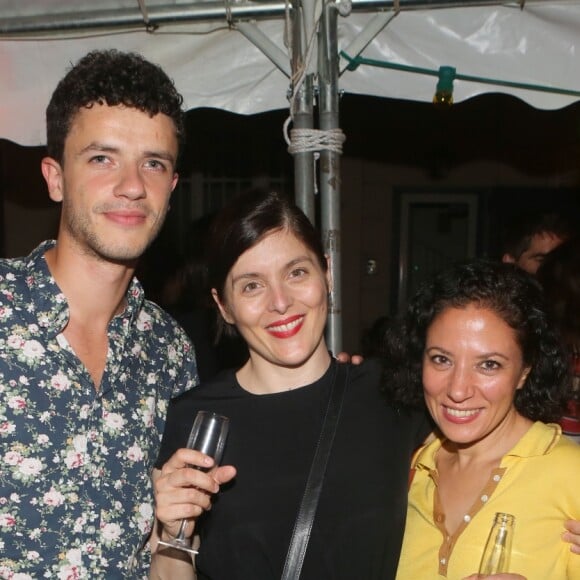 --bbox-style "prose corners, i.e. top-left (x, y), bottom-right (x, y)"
top-left (211, 288), bottom-right (235, 325)
top-left (516, 366), bottom-right (532, 390)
